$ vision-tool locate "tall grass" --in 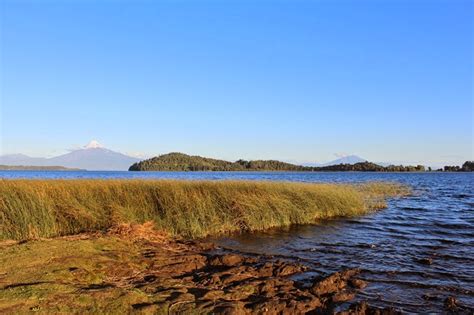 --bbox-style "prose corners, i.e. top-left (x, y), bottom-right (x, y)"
top-left (0, 180), bottom-right (409, 240)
